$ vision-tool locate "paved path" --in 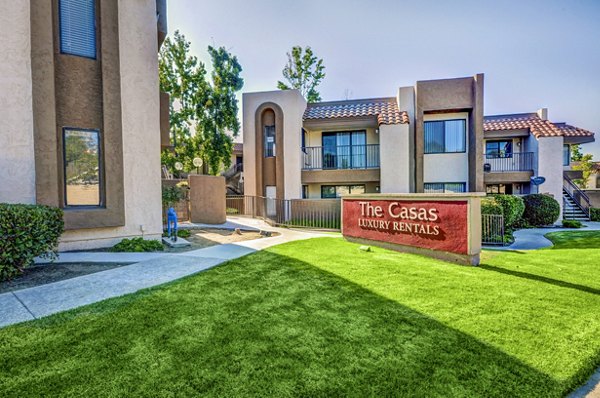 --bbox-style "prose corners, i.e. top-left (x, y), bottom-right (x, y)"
top-left (1, 218), bottom-right (332, 328)
top-left (485, 221), bottom-right (600, 251)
